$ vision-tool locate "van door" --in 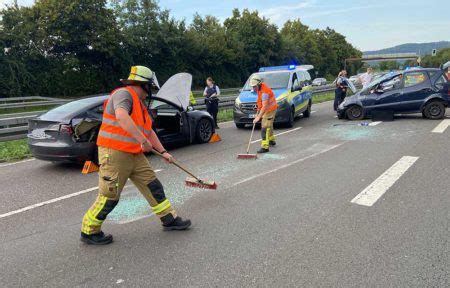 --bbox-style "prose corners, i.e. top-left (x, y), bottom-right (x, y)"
top-left (290, 72), bottom-right (302, 113)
